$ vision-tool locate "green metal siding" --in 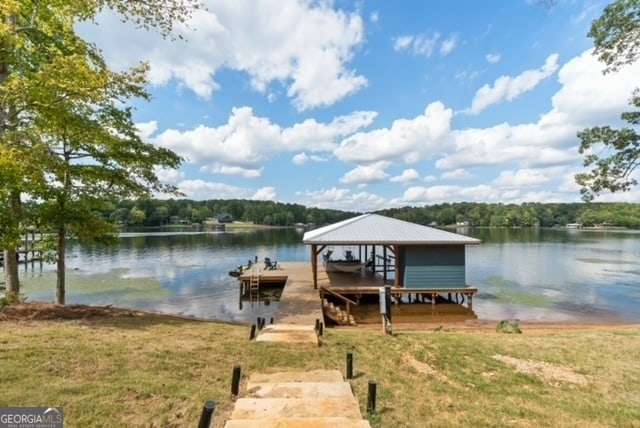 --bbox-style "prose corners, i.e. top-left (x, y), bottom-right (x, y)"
top-left (402, 246), bottom-right (466, 288)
